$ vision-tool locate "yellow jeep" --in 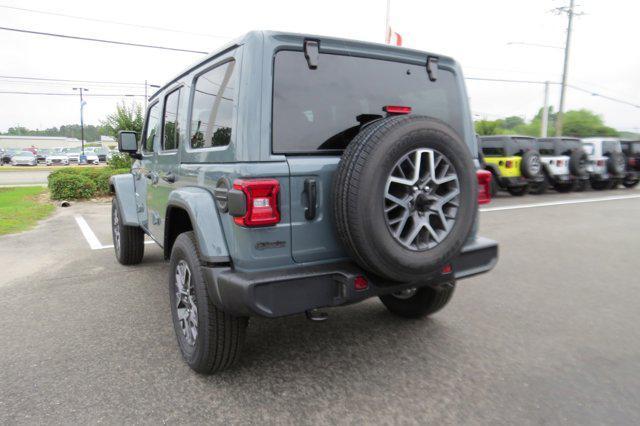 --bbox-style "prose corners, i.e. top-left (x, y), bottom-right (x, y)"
top-left (479, 136), bottom-right (544, 196)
